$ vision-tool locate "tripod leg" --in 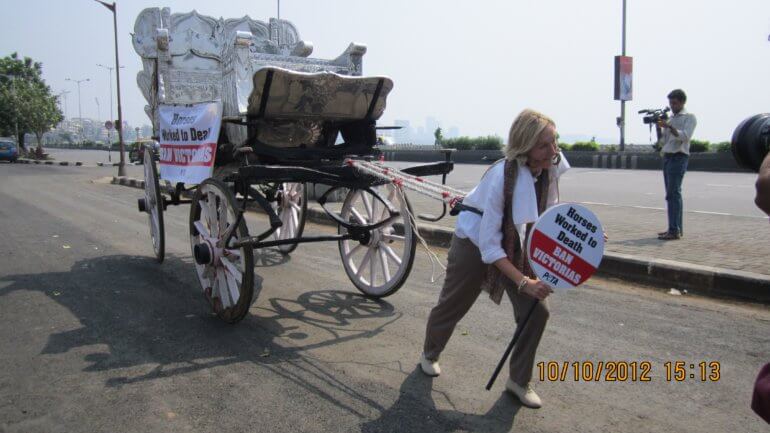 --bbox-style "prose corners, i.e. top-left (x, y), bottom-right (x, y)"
top-left (485, 299), bottom-right (539, 390)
